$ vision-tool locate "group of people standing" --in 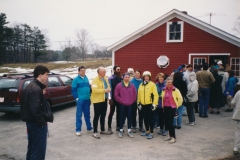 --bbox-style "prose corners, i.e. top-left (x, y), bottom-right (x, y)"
top-left (72, 64), bottom-right (203, 144)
